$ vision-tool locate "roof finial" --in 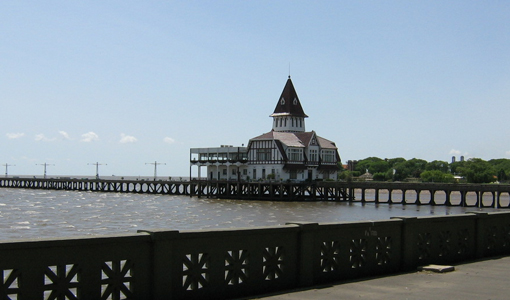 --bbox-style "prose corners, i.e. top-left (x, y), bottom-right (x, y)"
top-left (288, 63), bottom-right (291, 79)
